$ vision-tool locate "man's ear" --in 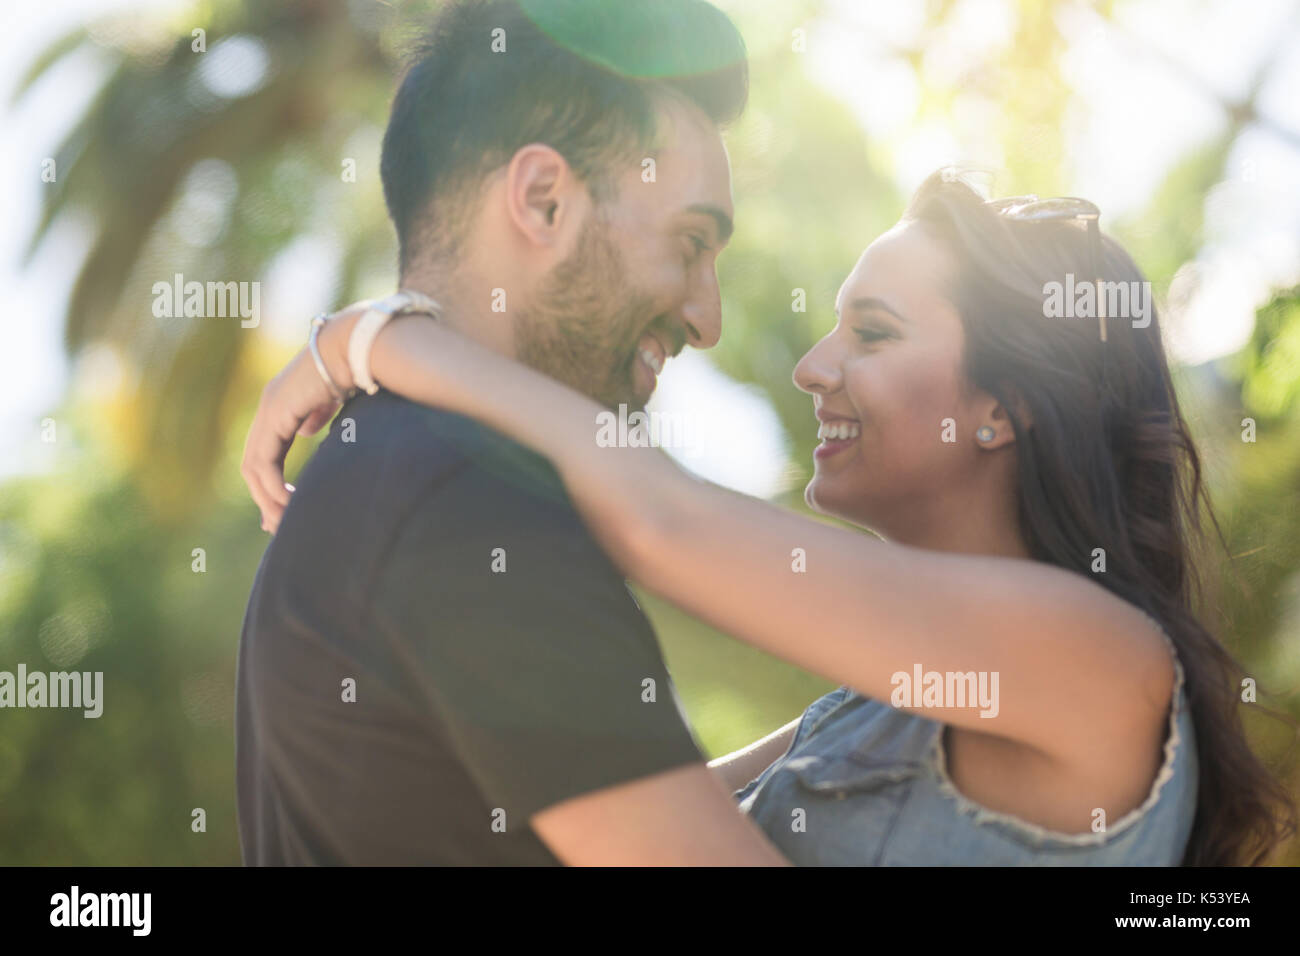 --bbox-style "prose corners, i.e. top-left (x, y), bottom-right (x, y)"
top-left (503, 143), bottom-right (588, 249)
